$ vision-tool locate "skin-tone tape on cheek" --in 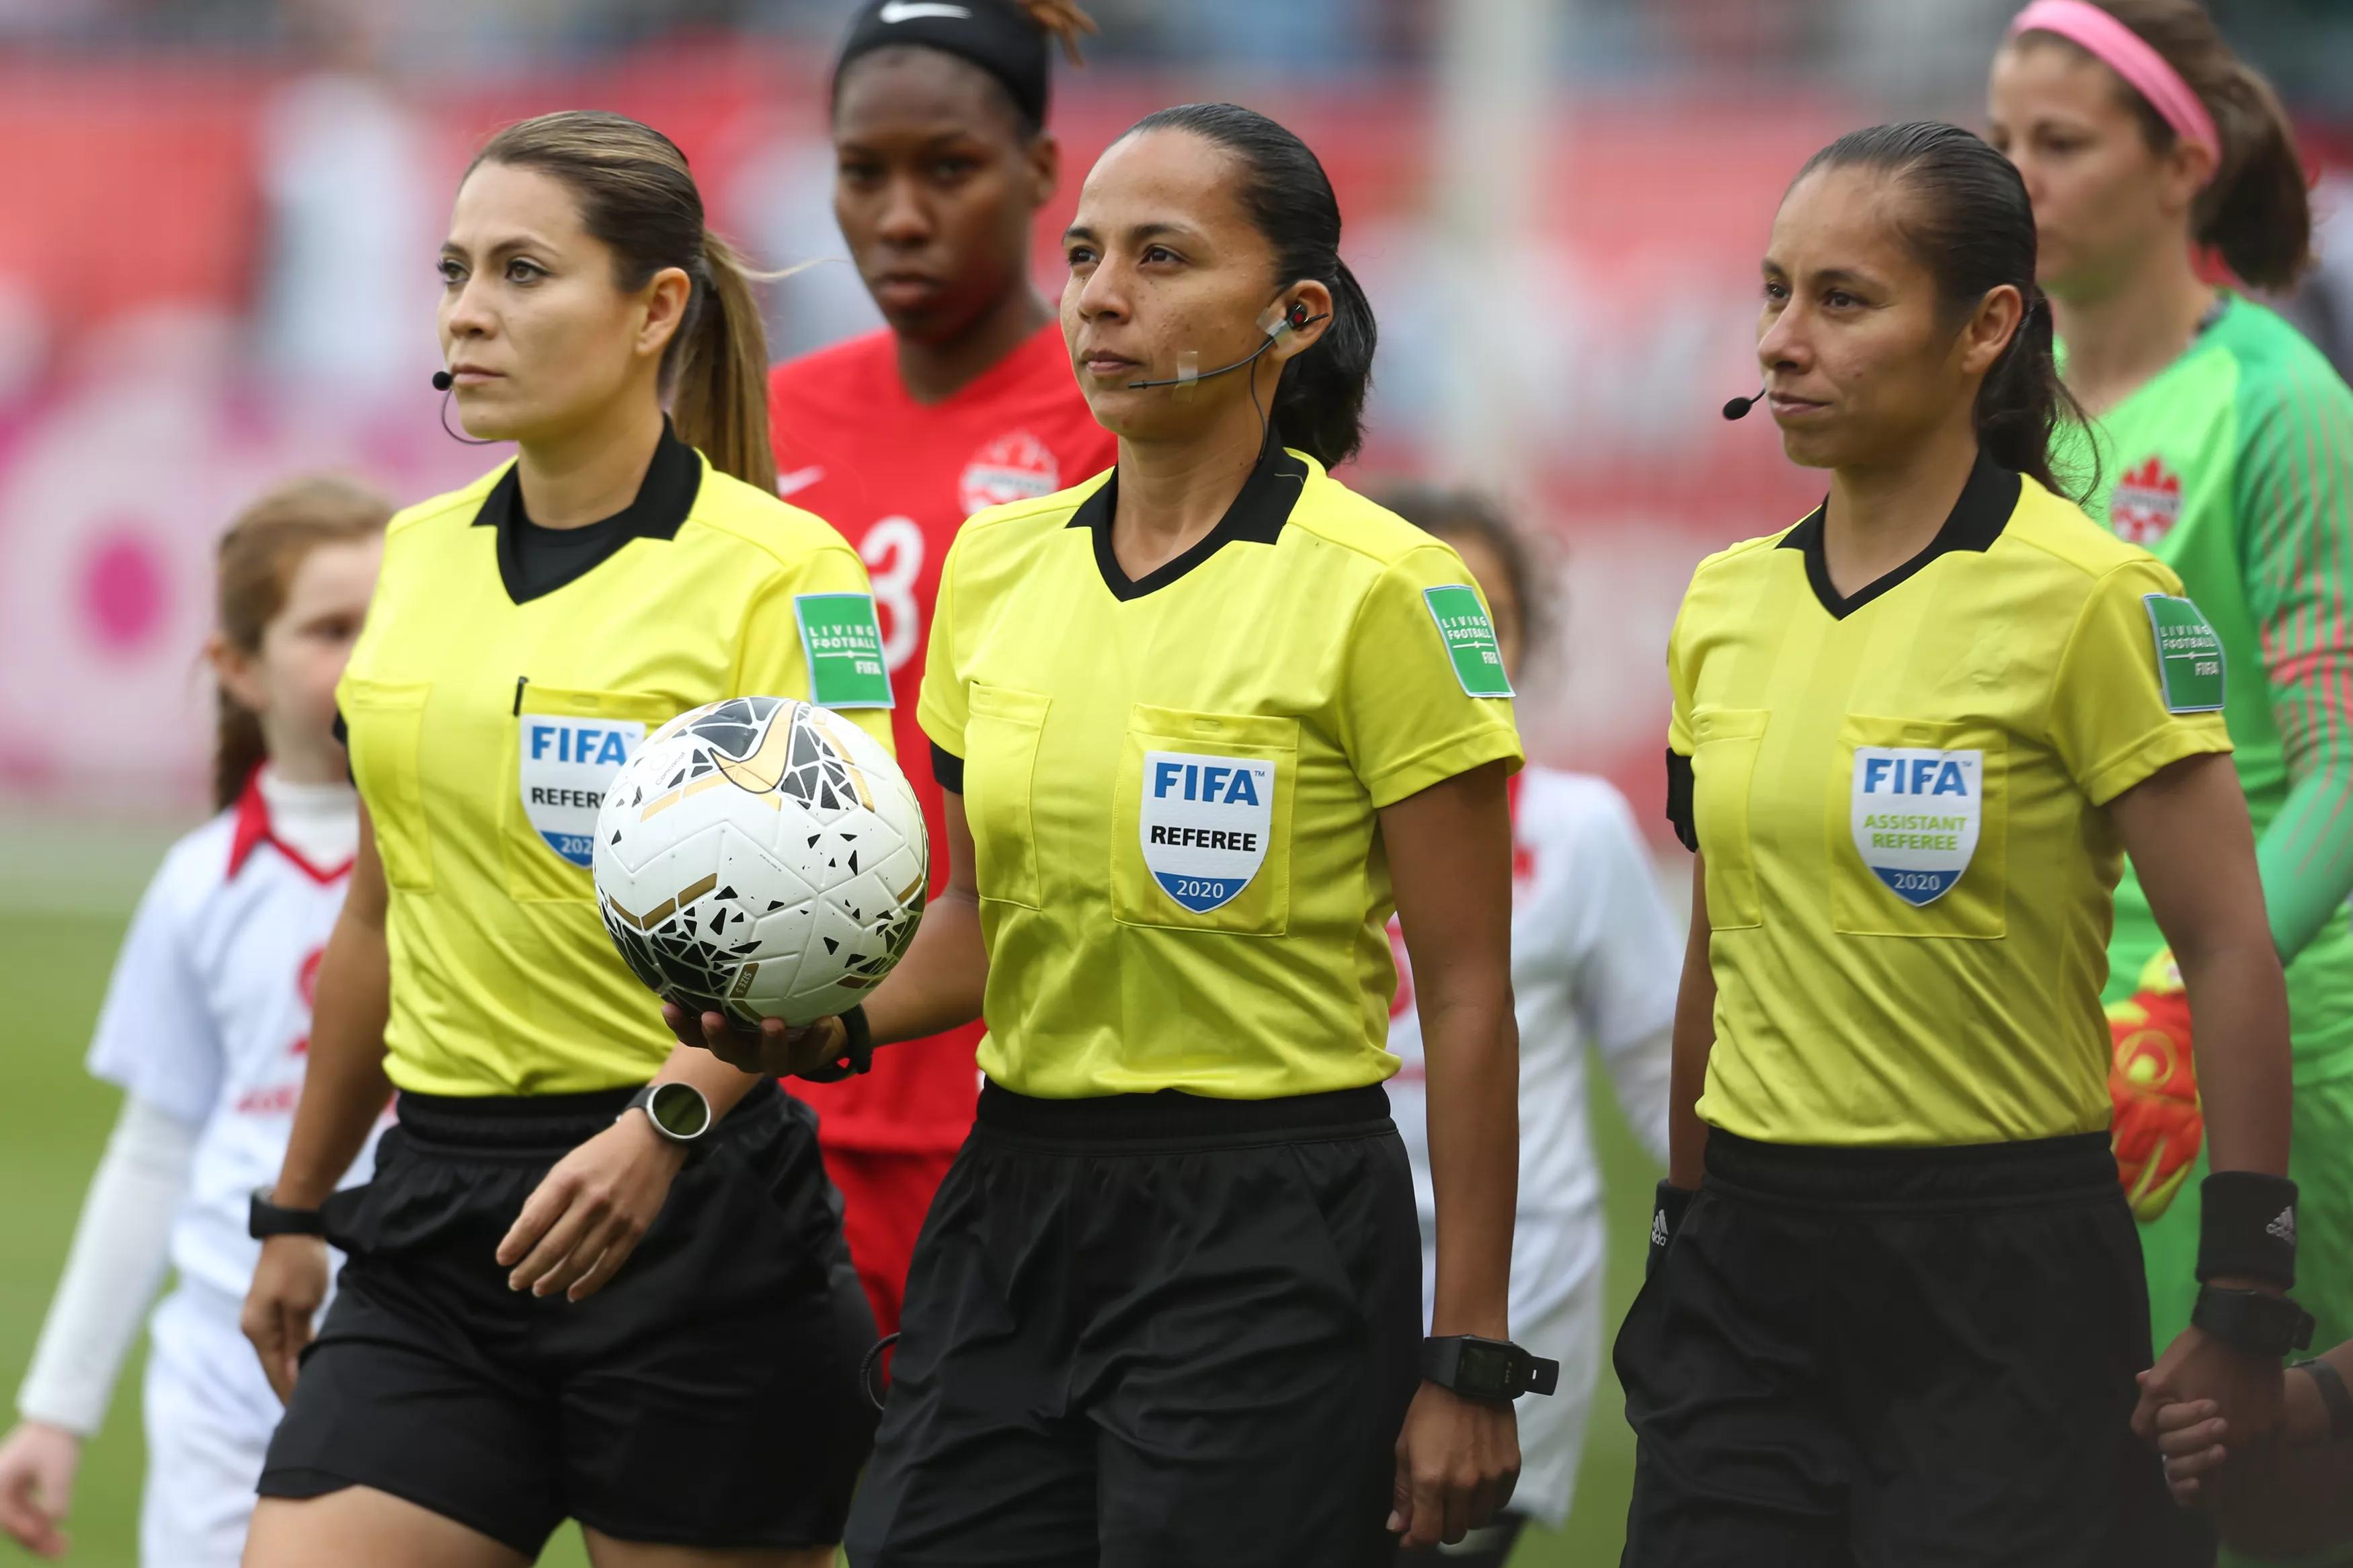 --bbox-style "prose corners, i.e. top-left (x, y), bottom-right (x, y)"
top-left (1173, 350), bottom-right (1201, 403)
